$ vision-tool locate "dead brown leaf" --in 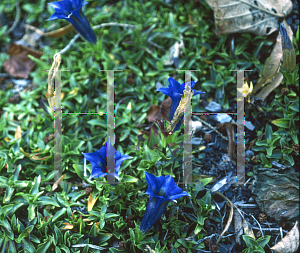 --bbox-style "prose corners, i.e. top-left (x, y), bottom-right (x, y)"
top-left (3, 43), bottom-right (43, 79)
top-left (44, 23), bottom-right (75, 38)
top-left (255, 72), bottom-right (283, 101)
top-left (20, 147), bottom-right (30, 157)
top-left (147, 104), bottom-right (162, 123)
top-left (31, 153), bottom-right (50, 161)
top-left (242, 219), bottom-right (256, 239)
top-left (24, 23), bottom-right (75, 38)
top-left (204, 0), bottom-right (292, 36)
top-left (51, 174), bottom-right (66, 191)
top-left (62, 222), bottom-right (74, 230)
top-left (147, 97), bottom-right (171, 123)
top-left (161, 97), bottom-right (171, 119)
top-left (215, 191), bottom-right (234, 245)
top-left (88, 192), bottom-right (98, 211)
top-left (270, 221), bottom-right (299, 253)
top-left (252, 20), bottom-right (293, 100)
